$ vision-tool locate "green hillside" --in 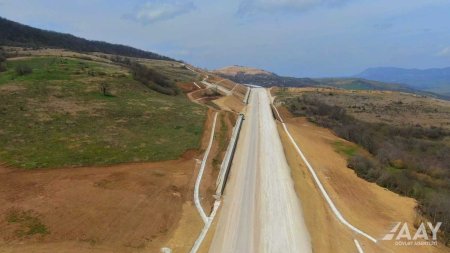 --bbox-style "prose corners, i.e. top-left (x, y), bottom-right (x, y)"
top-left (0, 55), bottom-right (206, 169)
